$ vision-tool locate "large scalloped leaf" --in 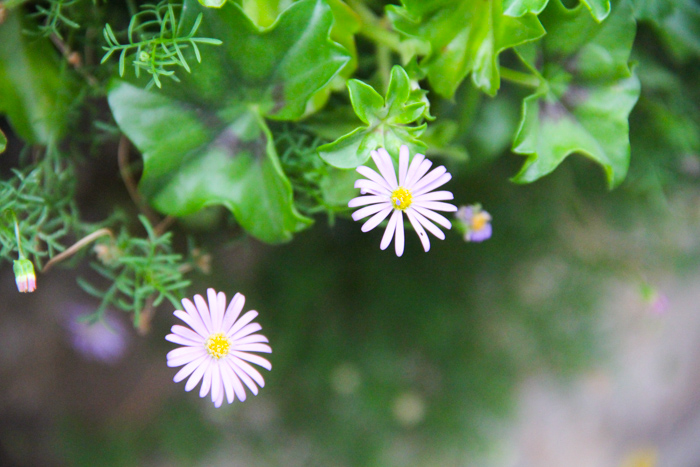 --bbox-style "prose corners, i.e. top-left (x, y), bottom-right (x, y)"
top-left (503, 0), bottom-right (549, 17)
top-left (387, 0), bottom-right (545, 98)
top-left (109, 81), bottom-right (312, 243)
top-left (108, 0), bottom-right (349, 243)
top-left (504, 0), bottom-right (610, 21)
top-left (172, 0), bottom-right (350, 121)
top-left (511, 0), bottom-right (640, 188)
top-left (0, 10), bottom-right (79, 144)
